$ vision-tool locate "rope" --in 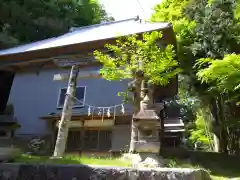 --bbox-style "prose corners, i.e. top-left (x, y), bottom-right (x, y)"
top-left (66, 93), bottom-right (124, 109)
